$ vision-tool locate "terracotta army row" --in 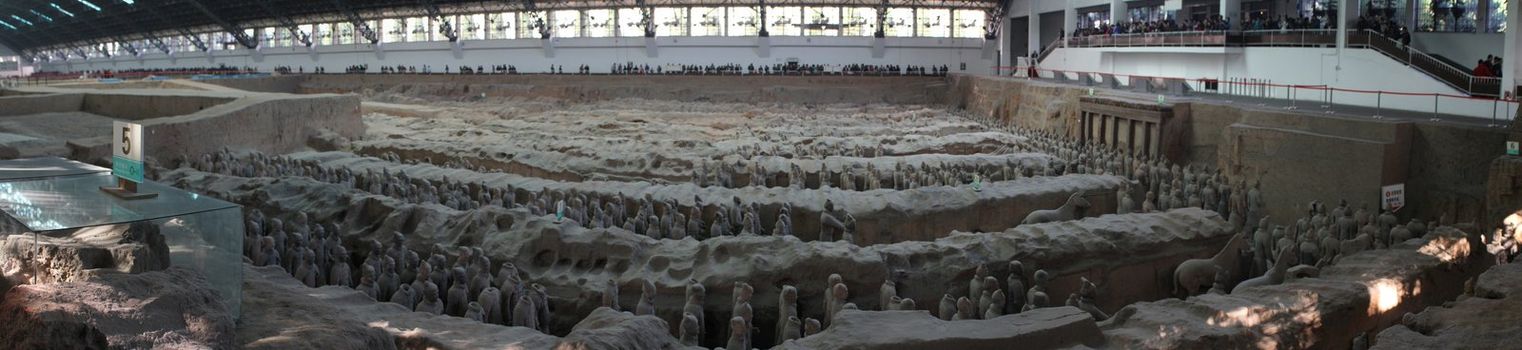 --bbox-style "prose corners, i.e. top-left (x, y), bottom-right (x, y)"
top-left (242, 208), bottom-right (555, 334)
top-left (188, 150), bottom-right (868, 244)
